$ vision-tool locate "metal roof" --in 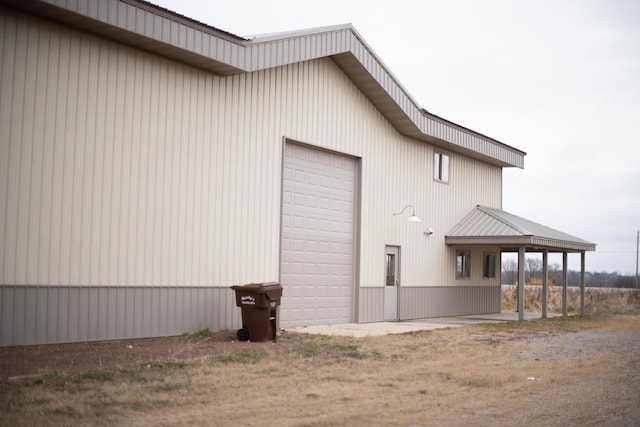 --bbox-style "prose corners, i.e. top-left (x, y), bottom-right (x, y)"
top-left (445, 206), bottom-right (596, 252)
top-left (3, 0), bottom-right (526, 169)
